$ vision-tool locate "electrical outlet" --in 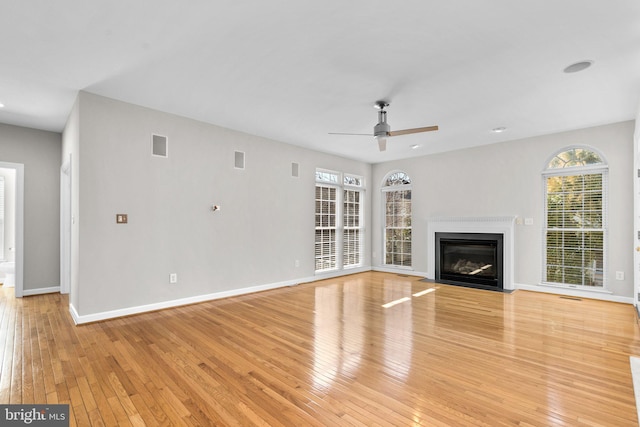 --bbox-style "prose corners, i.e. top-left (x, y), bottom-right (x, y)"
top-left (170, 273), bottom-right (178, 284)
top-left (615, 271), bottom-right (624, 281)
top-left (295, 260), bottom-right (300, 267)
